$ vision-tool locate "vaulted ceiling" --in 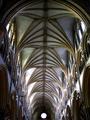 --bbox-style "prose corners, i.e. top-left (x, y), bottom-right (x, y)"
top-left (3, 0), bottom-right (89, 119)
